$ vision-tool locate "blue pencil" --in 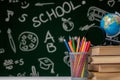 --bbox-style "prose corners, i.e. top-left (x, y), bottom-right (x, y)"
top-left (64, 39), bottom-right (71, 52)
